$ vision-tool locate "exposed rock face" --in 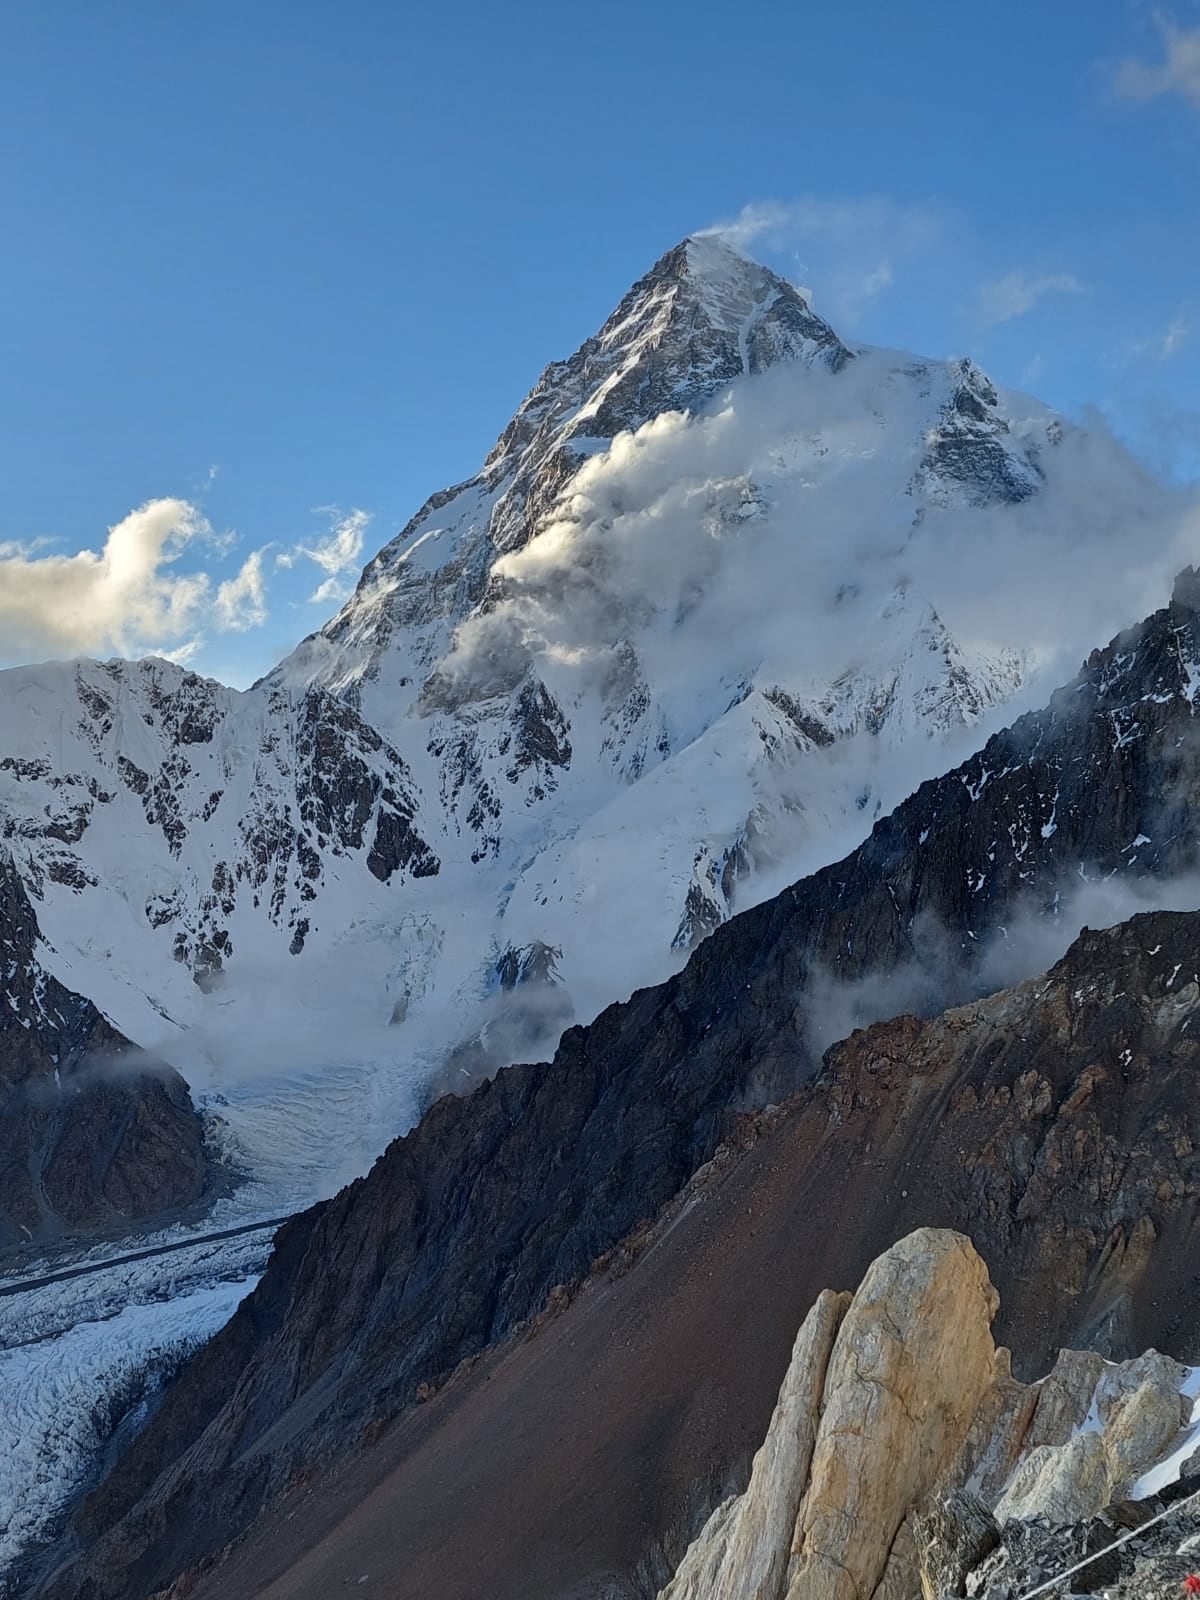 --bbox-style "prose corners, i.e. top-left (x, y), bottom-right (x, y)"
top-left (41, 568), bottom-right (1200, 1598)
top-left (0, 850), bottom-right (207, 1252)
top-left (788, 1232), bottom-right (999, 1600)
top-left (0, 659), bottom-right (437, 1003)
top-left (661, 1288), bottom-right (850, 1600)
top-left (659, 1232), bottom-right (1198, 1600)
top-left (662, 1232), bottom-right (999, 1600)
top-left (994, 1352), bottom-right (1191, 1525)
top-left (967, 1474), bottom-right (1200, 1600)
top-left (910, 1490), bottom-right (1000, 1600)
